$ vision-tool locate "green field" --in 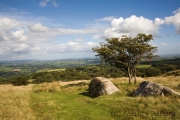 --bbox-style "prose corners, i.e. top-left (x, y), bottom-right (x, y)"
top-left (36, 68), bottom-right (66, 73)
top-left (137, 64), bottom-right (151, 68)
top-left (1, 76), bottom-right (179, 120)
